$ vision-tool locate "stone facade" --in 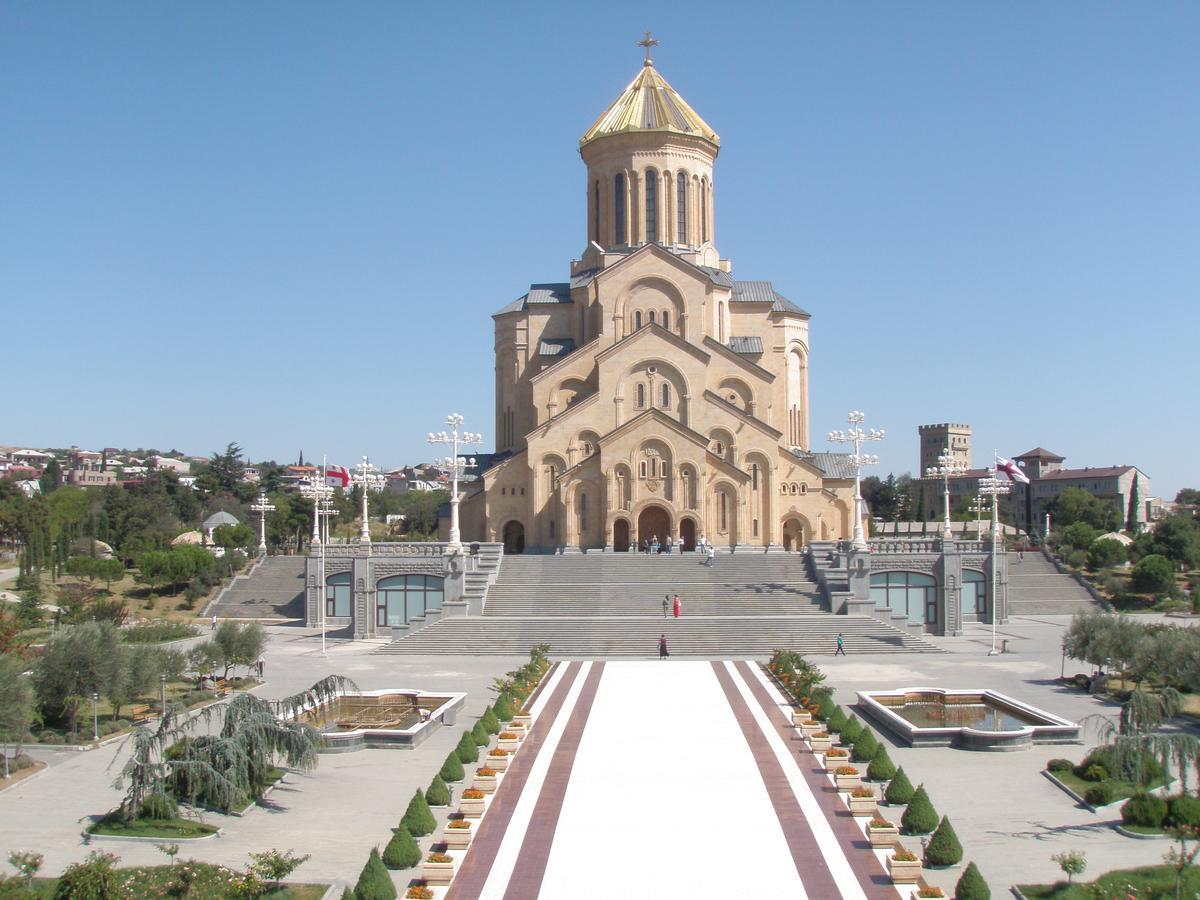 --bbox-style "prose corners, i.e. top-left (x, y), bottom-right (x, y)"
top-left (453, 57), bottom-right (858, 553)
